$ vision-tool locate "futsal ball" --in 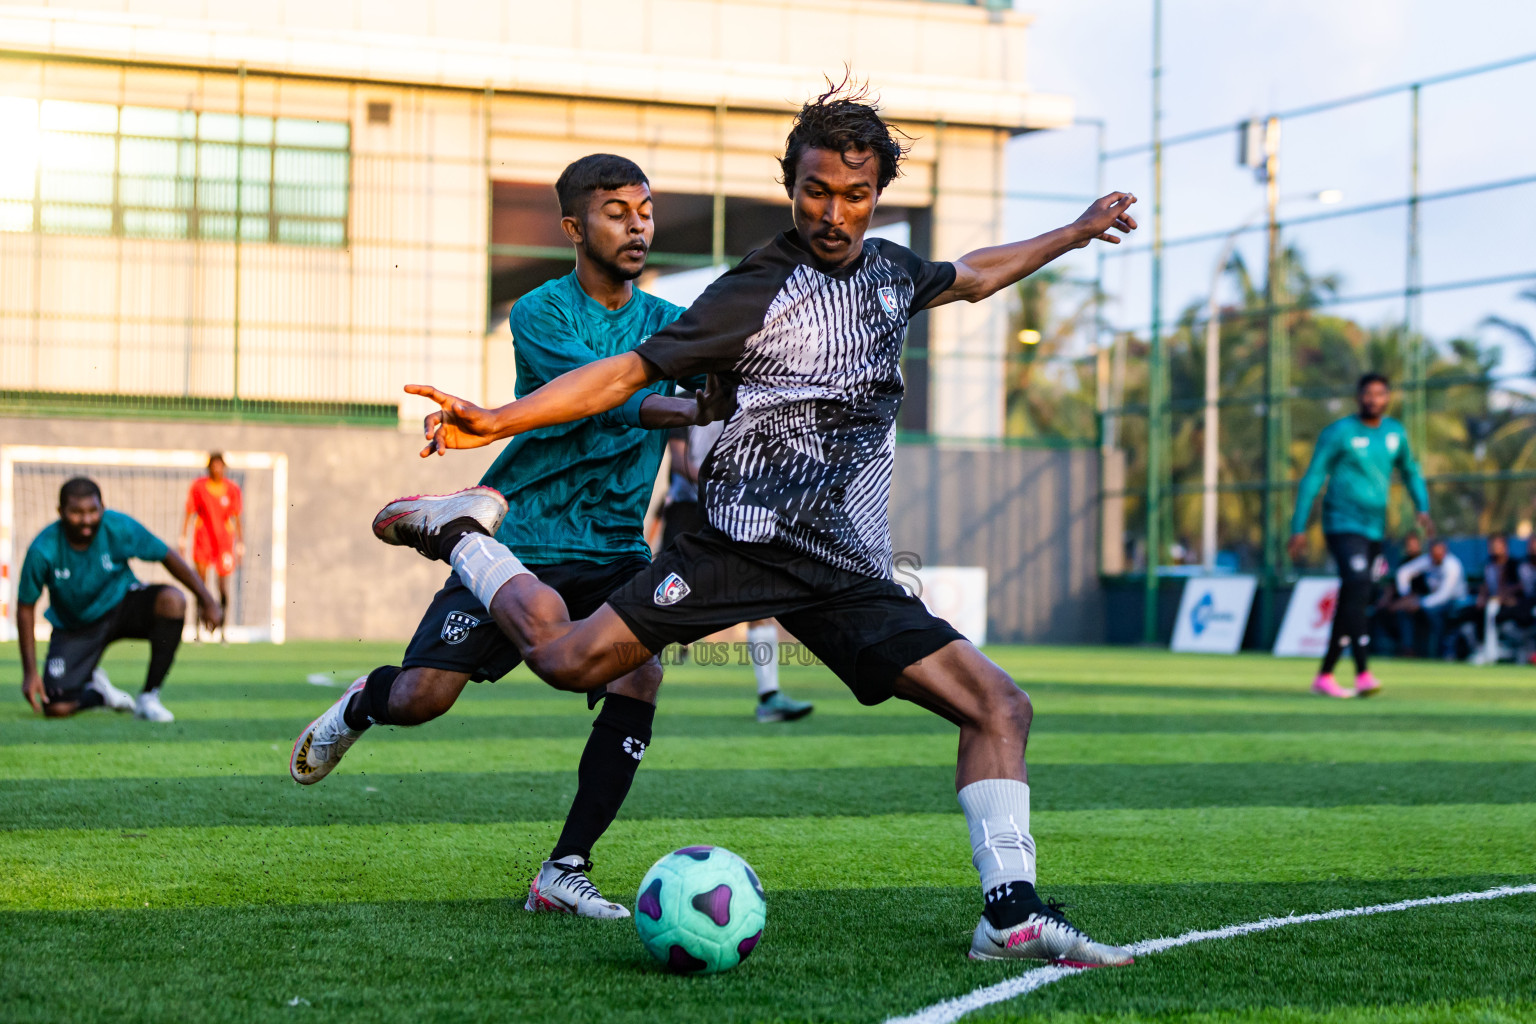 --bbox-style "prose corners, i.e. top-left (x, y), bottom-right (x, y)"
top-left (634, 845), bottom-right (766, 974)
